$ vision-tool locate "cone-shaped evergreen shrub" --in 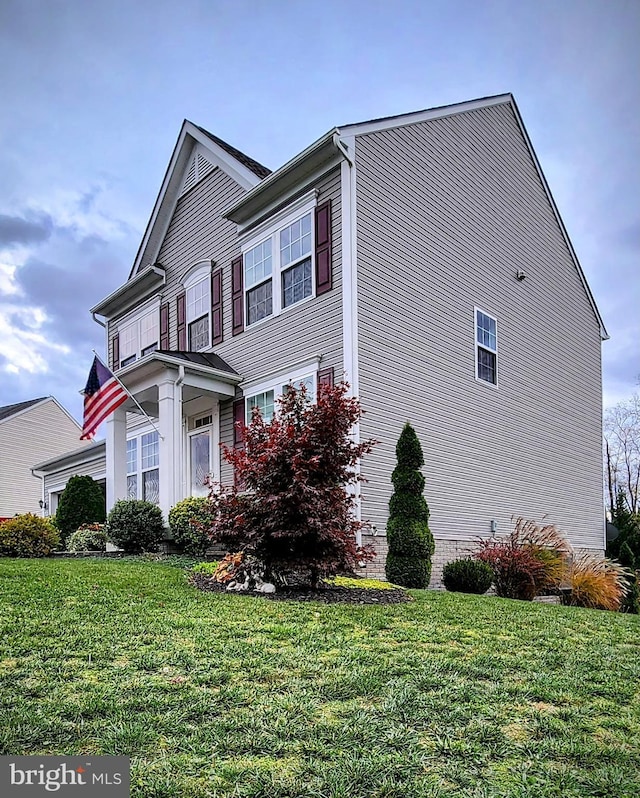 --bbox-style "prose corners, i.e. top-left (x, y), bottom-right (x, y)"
top-left (55, 475), bottom-right (106, 546)
top-left (385, 423), bottom-right (434, 588)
